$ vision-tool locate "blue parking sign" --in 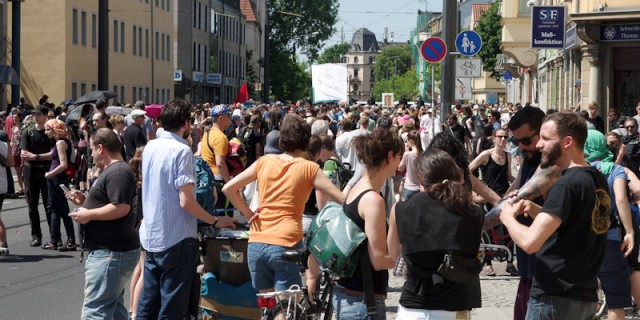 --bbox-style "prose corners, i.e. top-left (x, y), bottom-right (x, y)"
top-left (455, 31), bottom-right (482, 57)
